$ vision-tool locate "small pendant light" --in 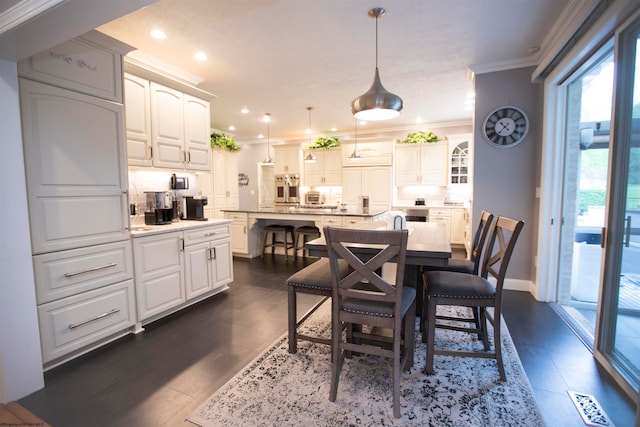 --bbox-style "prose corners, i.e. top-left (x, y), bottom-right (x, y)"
top-left (351, 8), bottom-right (403, 121)
top-left (349, 119), bottom-right (362, 160)
top-left (303, 106), bottom-right (317, 163)
top-left (262, 113), bottom-right (274, 164)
